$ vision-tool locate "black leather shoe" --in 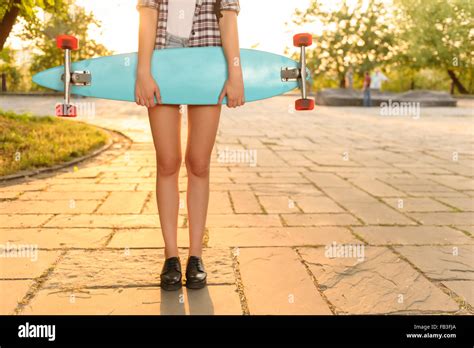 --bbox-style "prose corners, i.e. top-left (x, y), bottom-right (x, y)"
top-left (185, 256), bottom-right (207, 289)
top-left (160, 256), bottom-right (182, 291)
